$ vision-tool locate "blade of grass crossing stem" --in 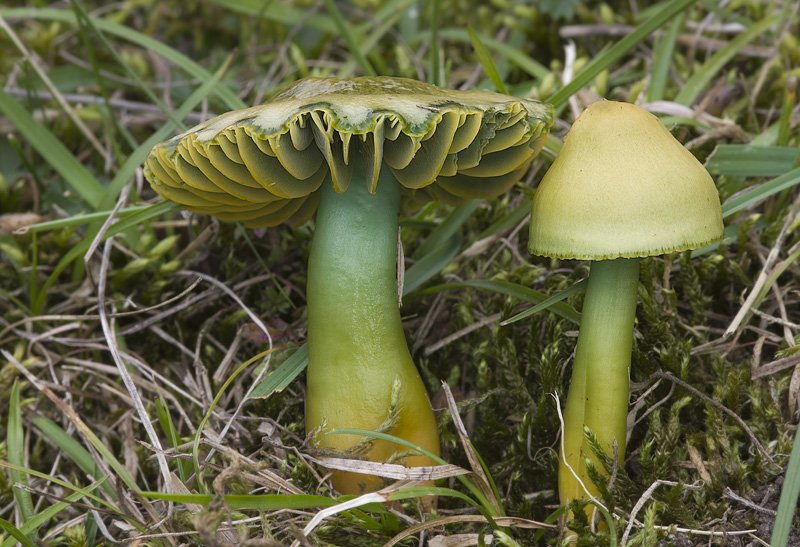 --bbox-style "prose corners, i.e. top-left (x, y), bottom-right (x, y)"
top-left (674, 15), bottom-right (780, 106)
top-left (429, 0), bottom-right (441, 86)
top-left (0, 88), bottom-right (105, 209)
top-left (322, 0), bottom-right (376, 77)
top-left (770, 420), bottom-right (800, 547)
top-left (421, 279), bottom-right (582, 324)
top-left (501, 279), bottom-right (586, 325)
top-left (31, 417), bottom-right (117, 500)
top-left (411, 199), bottom-right (481, 260)
top-left (466, 25), bottom-right (508, 94)
top-left (249, 345), bottom-right (309, 398)
top-left (33, 201), bottom-right (181, 313)
top-left (647, 11), bottom-right (684, 102)
top-left (0, 7), bottom-right (246, 111)
top-left (721, 167), bottom-right (800, 219)
top-left (155, 396), bottom-right (191, 484)
top-left (403, 232), bottom-right (461, 296)
top-left (0, 519), bottom-right (34, 547)
top-left (476, 198), bottom-right (531, 240)
top-left (8, 381), bottom-right (35, 541)
top-left (547, 0), bottom-right (696, 108)
top-left (194, 349), bottom-right (279, 493)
